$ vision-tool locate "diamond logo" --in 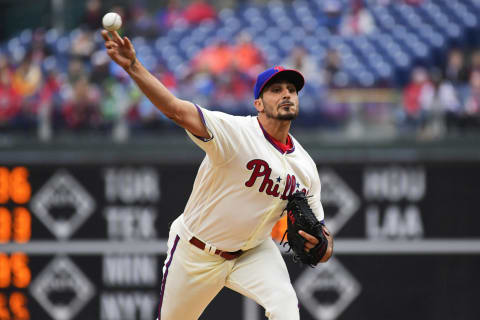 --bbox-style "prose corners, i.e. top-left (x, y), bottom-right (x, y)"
top-left (319, 169), bottom-right (360, 235)
top-left (295, 258), bottom-right (361, 320)
top-left (30, 170), bottom-right (95, 239)
top-left (30, 256), bottom-right (95, 320)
